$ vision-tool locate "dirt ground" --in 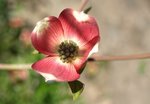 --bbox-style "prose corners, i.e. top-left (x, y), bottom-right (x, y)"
top-left (14, 0), bottom-right (150, 104)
